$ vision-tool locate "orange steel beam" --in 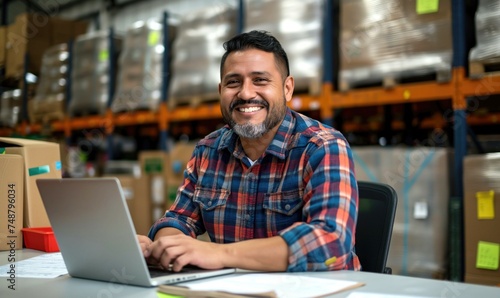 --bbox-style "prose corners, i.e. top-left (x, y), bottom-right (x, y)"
top-left (169, 103), bottom-right (222, 122)
top-left (331, 81), bottom-right (454, 108)
top-left (158, 102), bottom-right (168, 131)
top-left (460, 72), bottom-right (500, 98)
top-left (70, 115), bottom-right (110, 130)
top-left (114, 111), bottom-right (158, 127)
top-left (452, 67), bottom-right (467, 110)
